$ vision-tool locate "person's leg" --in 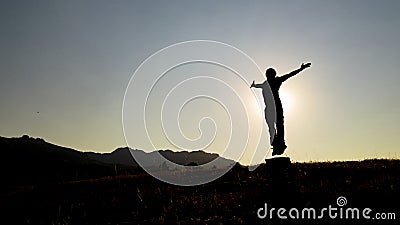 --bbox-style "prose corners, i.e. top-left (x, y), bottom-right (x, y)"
top-left (265, 107), bottom-right (276, 144)
top-left (276, 115), bottom-right (284, 143)
top-left (273, 106), bottom-right (287, 155)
